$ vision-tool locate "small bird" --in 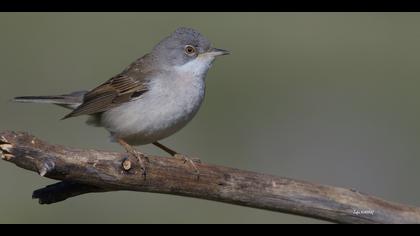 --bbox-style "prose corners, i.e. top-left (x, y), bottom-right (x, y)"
top-left (13, 27), bottom-right (229, 176)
